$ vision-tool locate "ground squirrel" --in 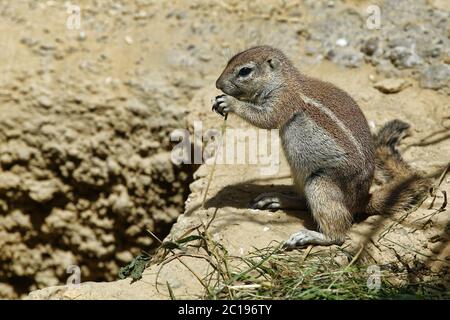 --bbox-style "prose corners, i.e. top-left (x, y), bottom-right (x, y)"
top-left (212, 45), bottom-right (429, 248)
